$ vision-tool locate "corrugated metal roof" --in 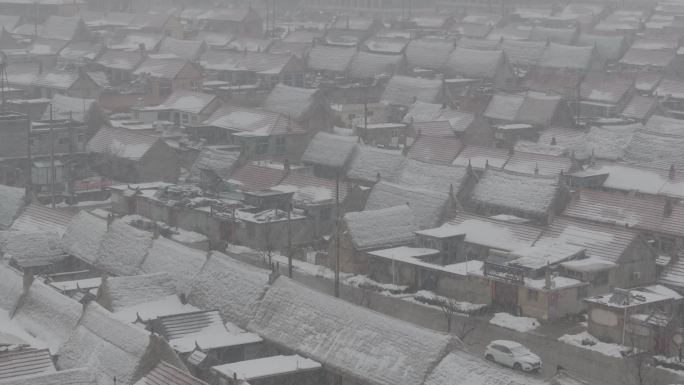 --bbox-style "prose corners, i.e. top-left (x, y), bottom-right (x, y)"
top-left (10, 203), bottom-right (74, 236)
top-left (0, 349), bottom-right (55, 380)
top-left (504, 151), bottom-right (571, 176)
top-left (136, 361), bottom-right (208, 385)
top-left (563, 189), bottom-right (684, 237)
top-left (537, 216), bottom-right (638, 263)
top-left (408, 135), bottom-right (463, 165)
top-left (86, 126), bottom-right (158, 160)
top-left (228, 164), bottom-right (287, 191)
